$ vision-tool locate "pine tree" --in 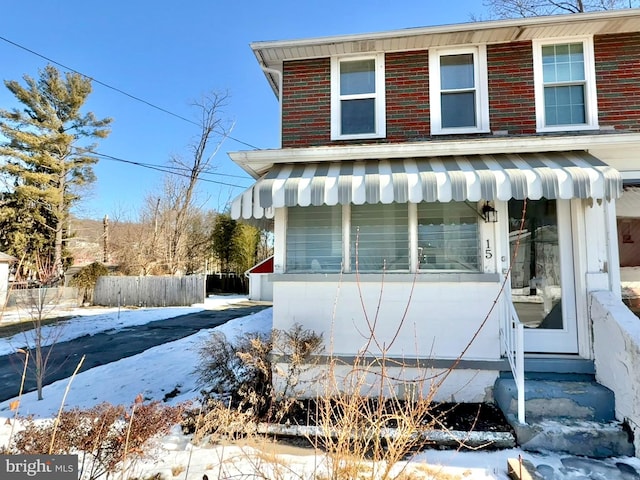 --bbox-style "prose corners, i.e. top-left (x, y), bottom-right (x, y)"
top-left (0, 65), bottom-right (111, 281)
